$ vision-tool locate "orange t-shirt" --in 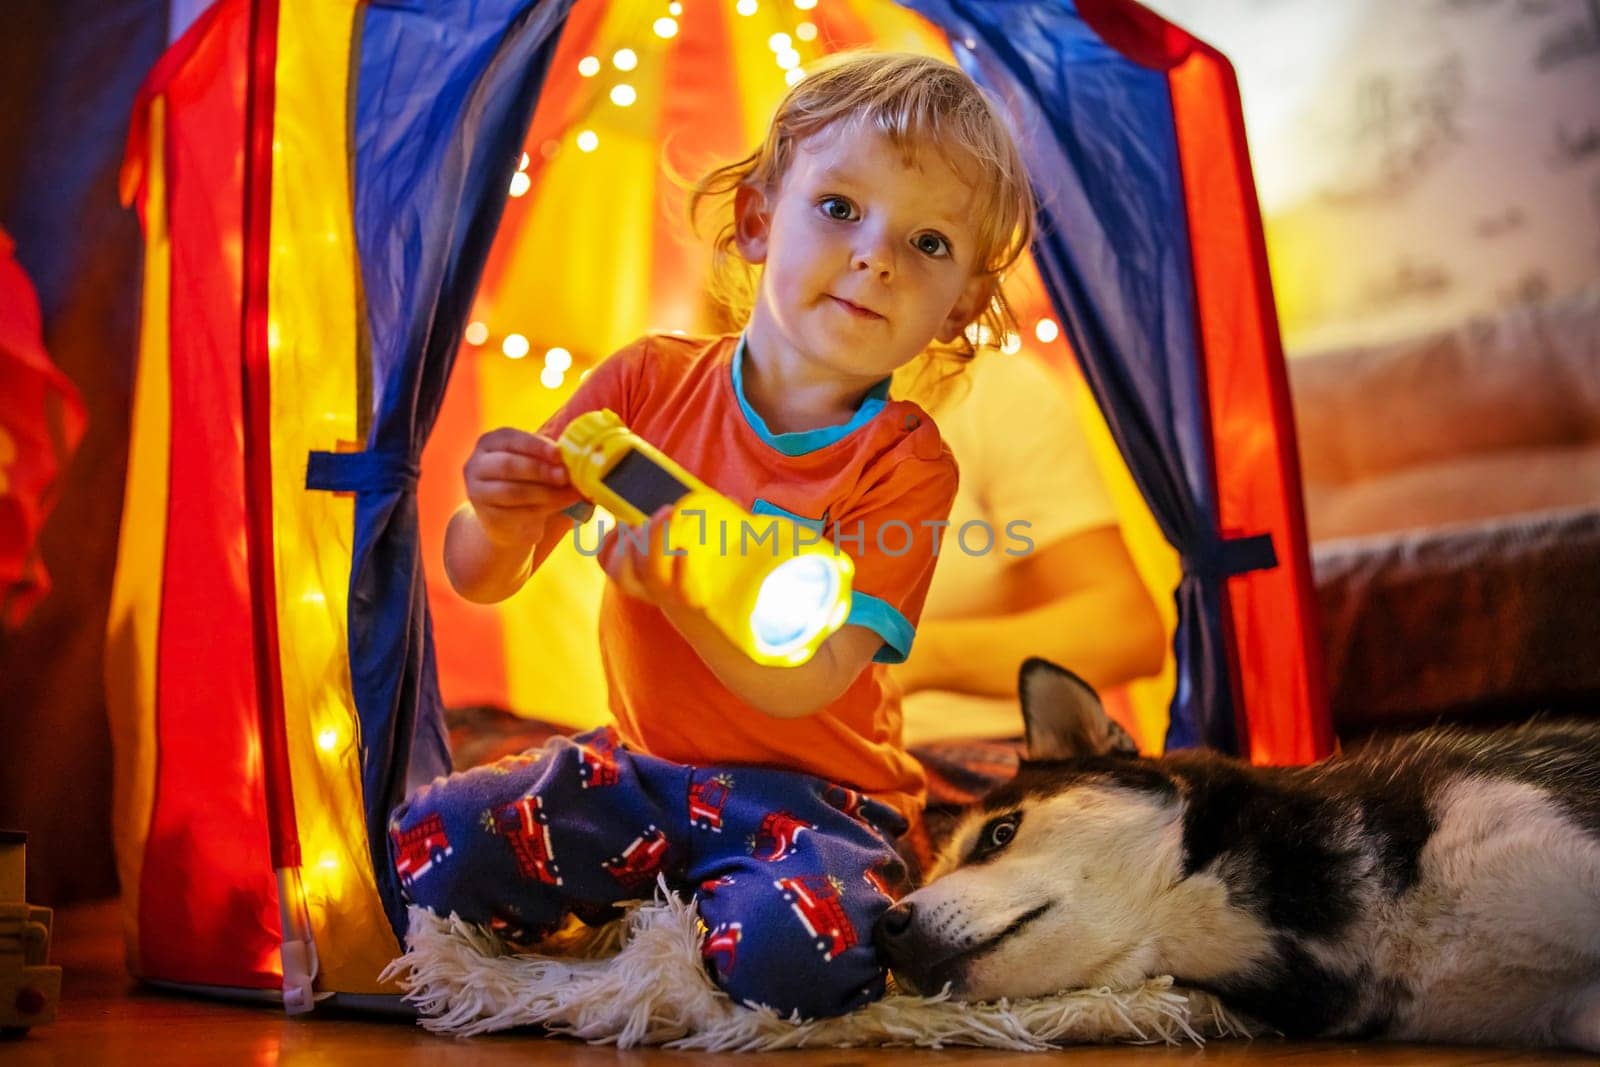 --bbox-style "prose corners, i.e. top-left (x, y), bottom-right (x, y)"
top-left (538, 333), bottom-right (958, 820)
